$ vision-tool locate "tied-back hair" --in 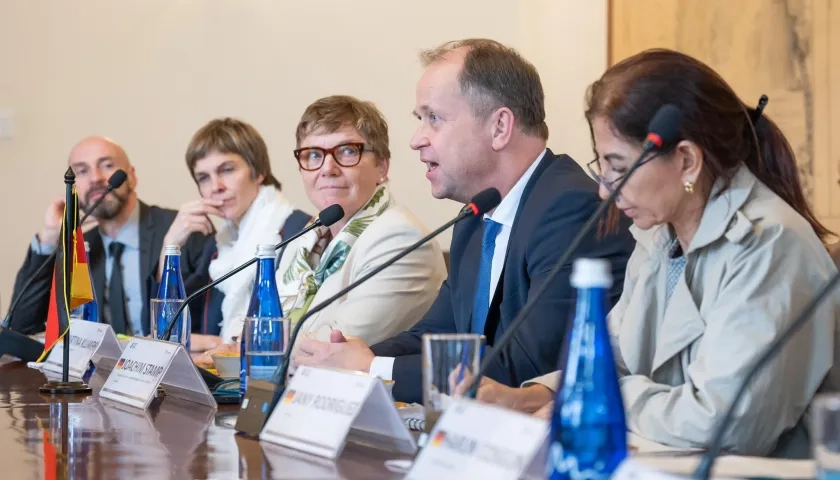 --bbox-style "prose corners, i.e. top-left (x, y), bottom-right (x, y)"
top-left (586, 48), bottom-right (833, 243)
